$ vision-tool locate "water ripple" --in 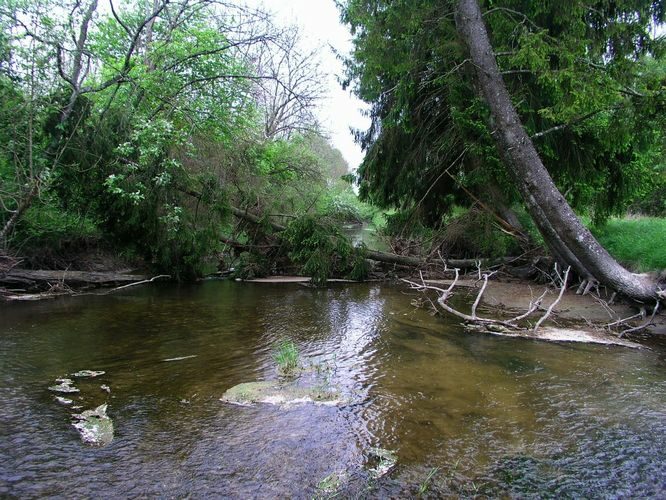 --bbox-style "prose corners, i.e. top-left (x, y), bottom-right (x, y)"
top-left (1, 281), bottom-right (665, 497)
